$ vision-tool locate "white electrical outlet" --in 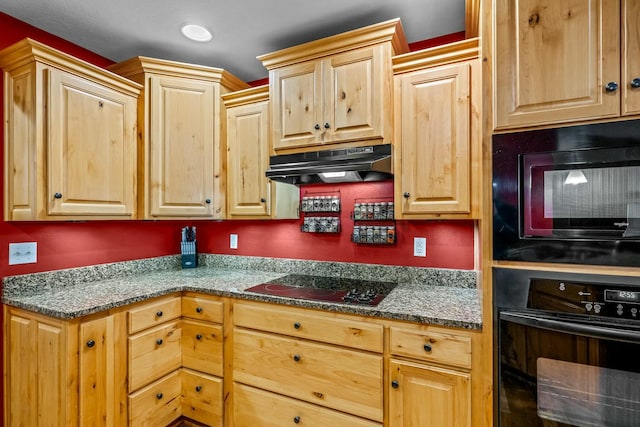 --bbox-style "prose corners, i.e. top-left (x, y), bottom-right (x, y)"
top-left (413, 237), bottom-right (426, 257)
top-left (230, 234), bottom-right (238, 249)
top-left (9, 242), bottom-right (37, 265)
